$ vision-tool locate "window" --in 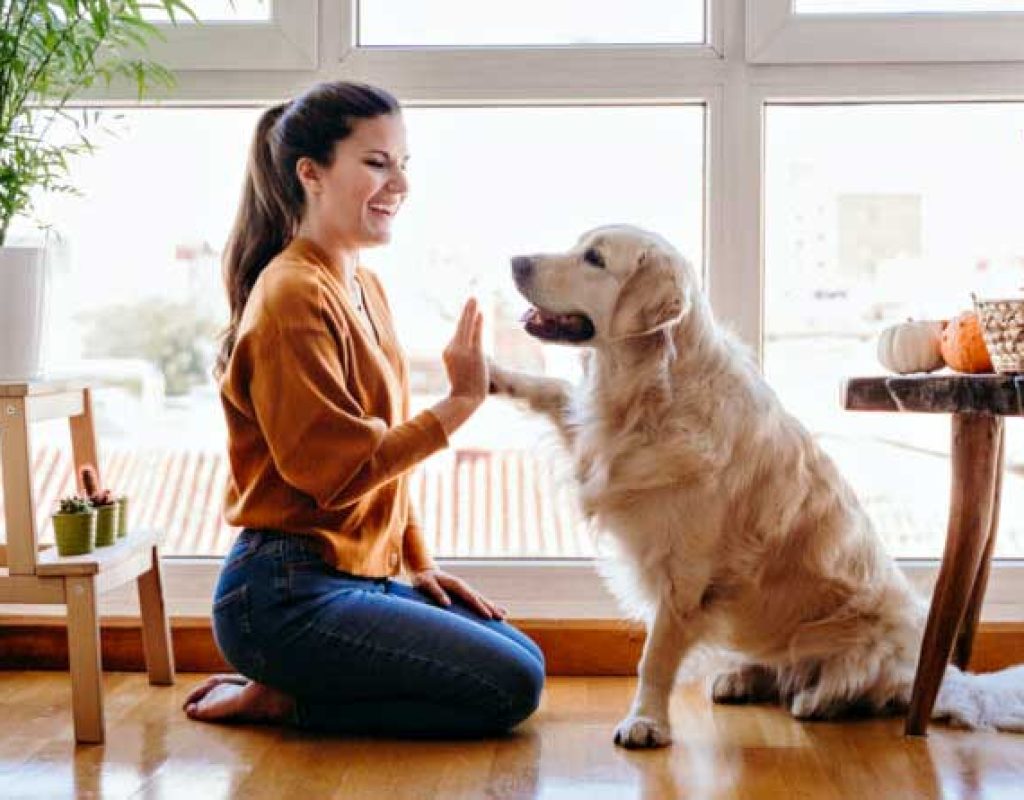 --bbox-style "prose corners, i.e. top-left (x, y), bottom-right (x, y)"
top-left (358, 0), bottom-right (706, 46)
top-left (7, 105), bottom-right (703, 560)
top-left (4, 1), bottom-right (1023, 621)
top-left (748, 0), bottom-right (1024, 62)
top-left (764, 103), bottom-right (1024, 558)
